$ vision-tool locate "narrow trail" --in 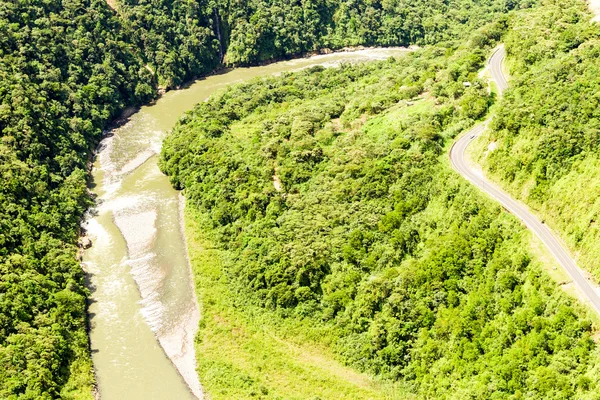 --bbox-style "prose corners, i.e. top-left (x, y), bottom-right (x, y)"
top-left (450, 45), bottom-right (600, 315)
